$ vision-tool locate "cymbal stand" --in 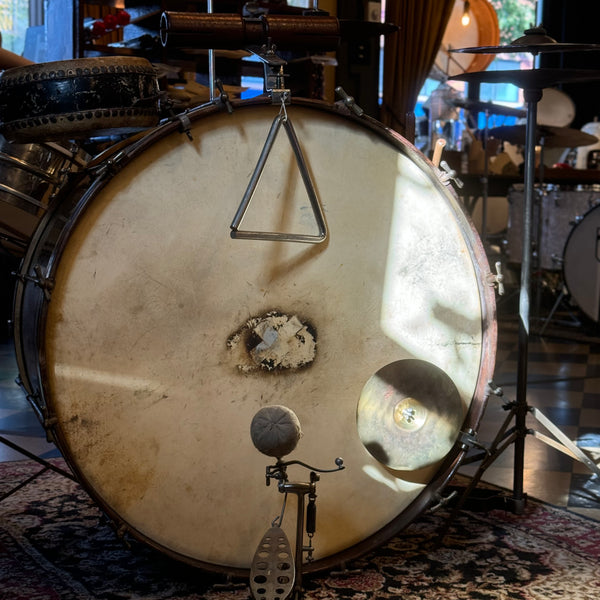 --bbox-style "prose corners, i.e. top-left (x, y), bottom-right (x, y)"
top-left (445, 85), bottom-right (600, 524)
top-left (506, 85), bottom-right (539, 511)
top-left (207, 0), bottom-right (215, 100)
